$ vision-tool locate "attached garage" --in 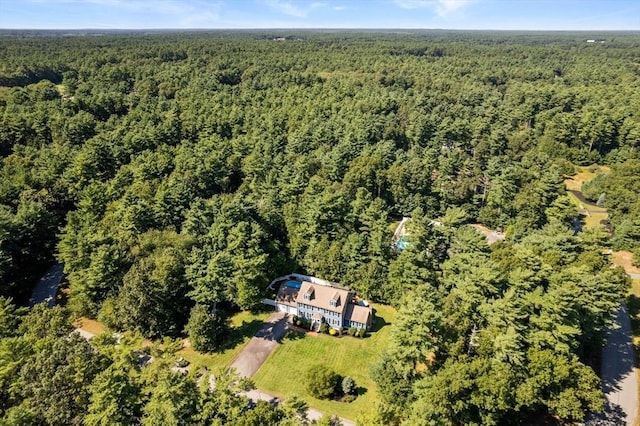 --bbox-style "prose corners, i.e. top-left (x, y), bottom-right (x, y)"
top-left (275, 283), bottom-right (300, 316)
top-left (276, 303), bottom-right (297, 315)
